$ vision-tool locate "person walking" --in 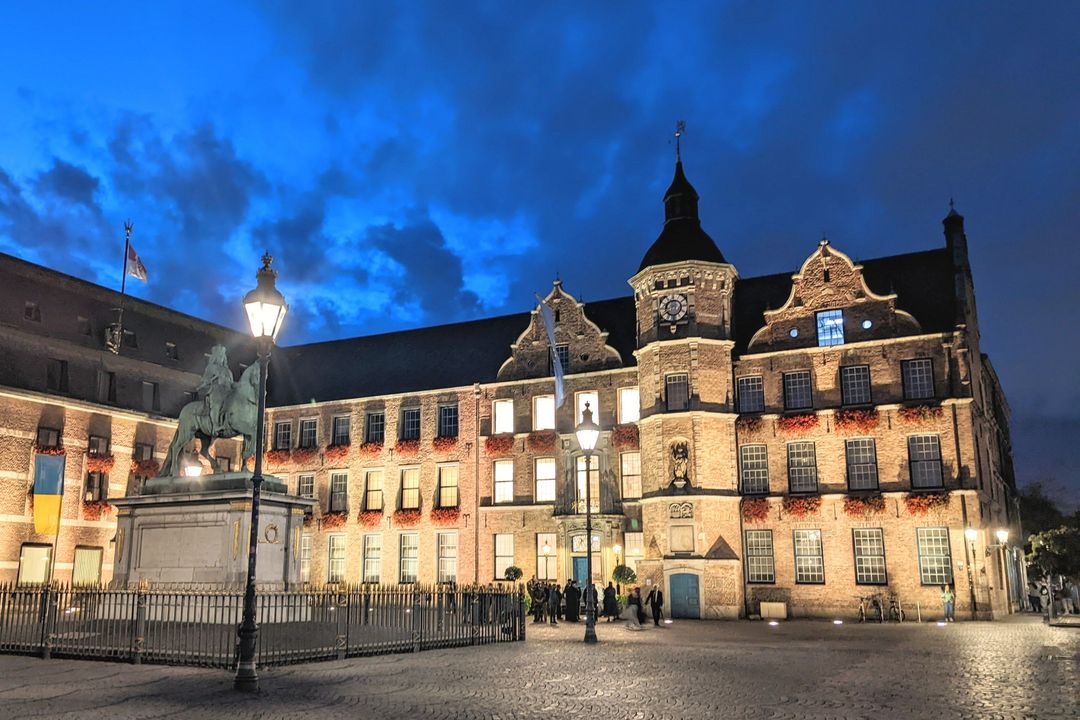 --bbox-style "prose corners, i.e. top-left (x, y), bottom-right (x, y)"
top-left (547, 582), bottom-right (561, 625)
top-left (622, 587), bottom-right (643, 630)
top-left (941, 584), bottom-right (955, 622)
top-left (646, 586), bottom-right (665, 627)
top-left (1027, 582), bottom-right (1042, 613)
top-left (602, 582), bottom-right (618, 622)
